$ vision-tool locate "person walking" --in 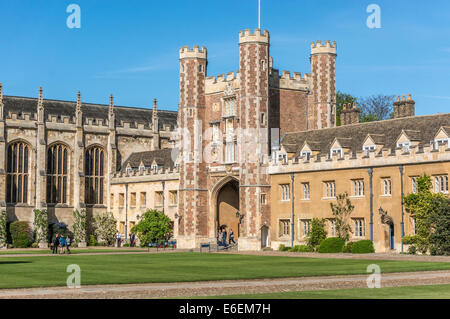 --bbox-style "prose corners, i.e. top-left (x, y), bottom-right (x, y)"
top-left (59, 234), bottom-right (66, 254)
top-left (52, 233), bottom-right (60, 254)
top-left (229, 229), bottom-right (236, 245)
top-left (66, 235), bottom-right (71, 254)
top-left (128, 233), bottom-right (132, 247)
top-left (217, 229), bottom-right (223, 246)
top-left (222, 228), bottom-right (228, 247)
top-left (116, 232), bottom-right (122, 248)
top-left (130, 233), bottom-right (135, 247)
